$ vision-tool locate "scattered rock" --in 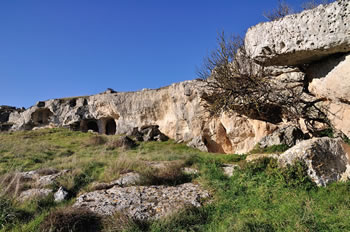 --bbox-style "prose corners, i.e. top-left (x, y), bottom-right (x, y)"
top-left (246, 153), bottom-right (279, 162)
top-left (222, 164), bottom-right (239, 177)
top-left (90, 172), bottom-right (142, 191)
top-left (54, 186), bottom-right (69, 202)
top-left (114, 136), bottom-right (137, 150)
top-left (259, 125), bottom-right (304, 148)
top-left (19, 188), bottom-right (52, 202)
top-left (73, 183), bottom-right (210, 220)
top-left (278, 137), bottom-right (350, 186)
top-left (187, 136), bottom-right (208, 152)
